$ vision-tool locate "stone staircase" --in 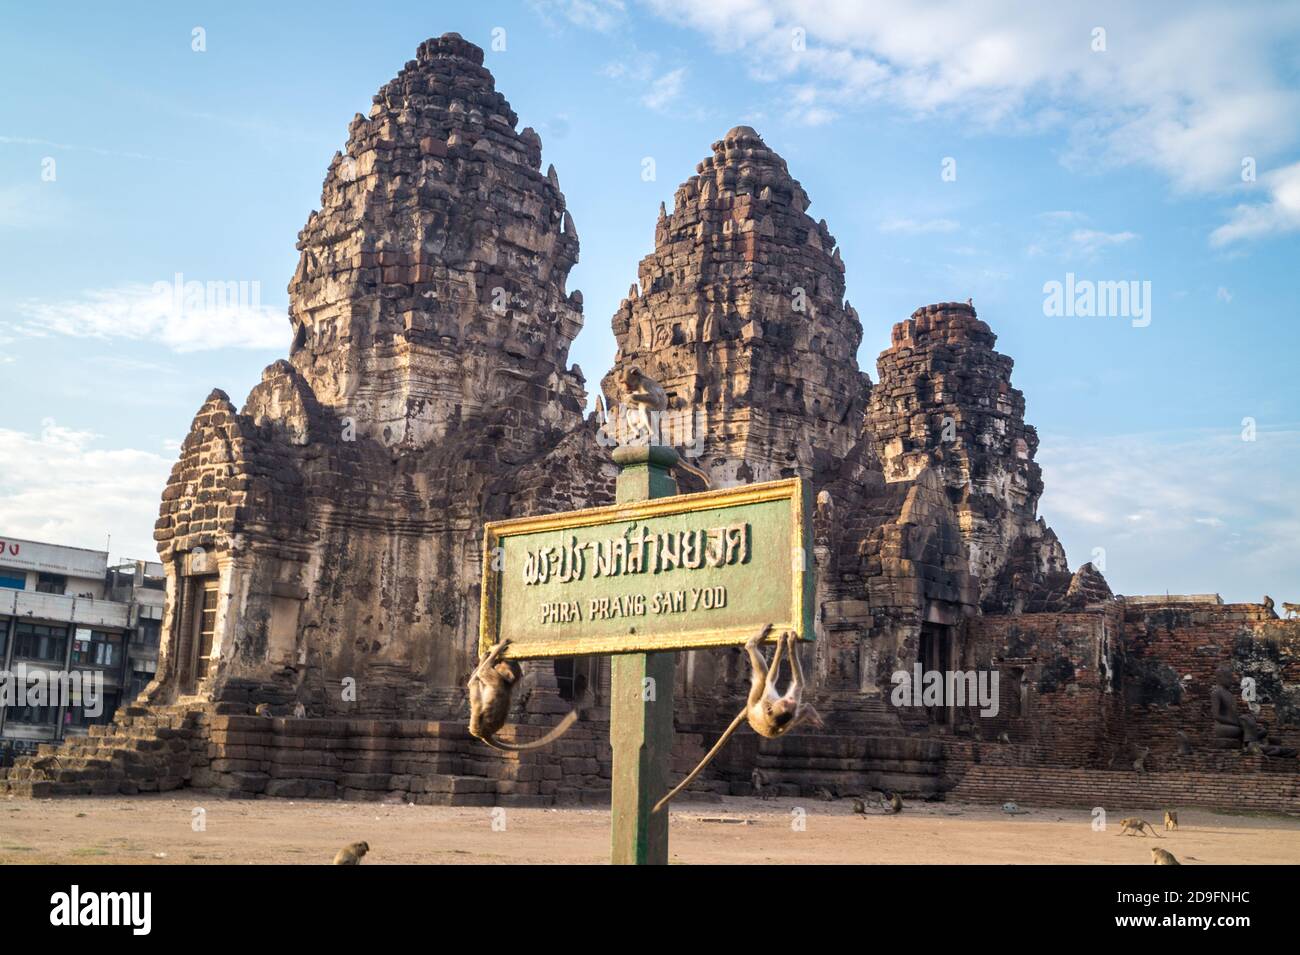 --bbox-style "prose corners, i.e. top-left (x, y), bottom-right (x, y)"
top-left (0, 704), bottom-right (204, 798)
top-left (667, 692), bottom-right (946, 800)
top-left (749, 732), bottom-right (946, 798)
top-left (0, 694), bottom-right (943, 804)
